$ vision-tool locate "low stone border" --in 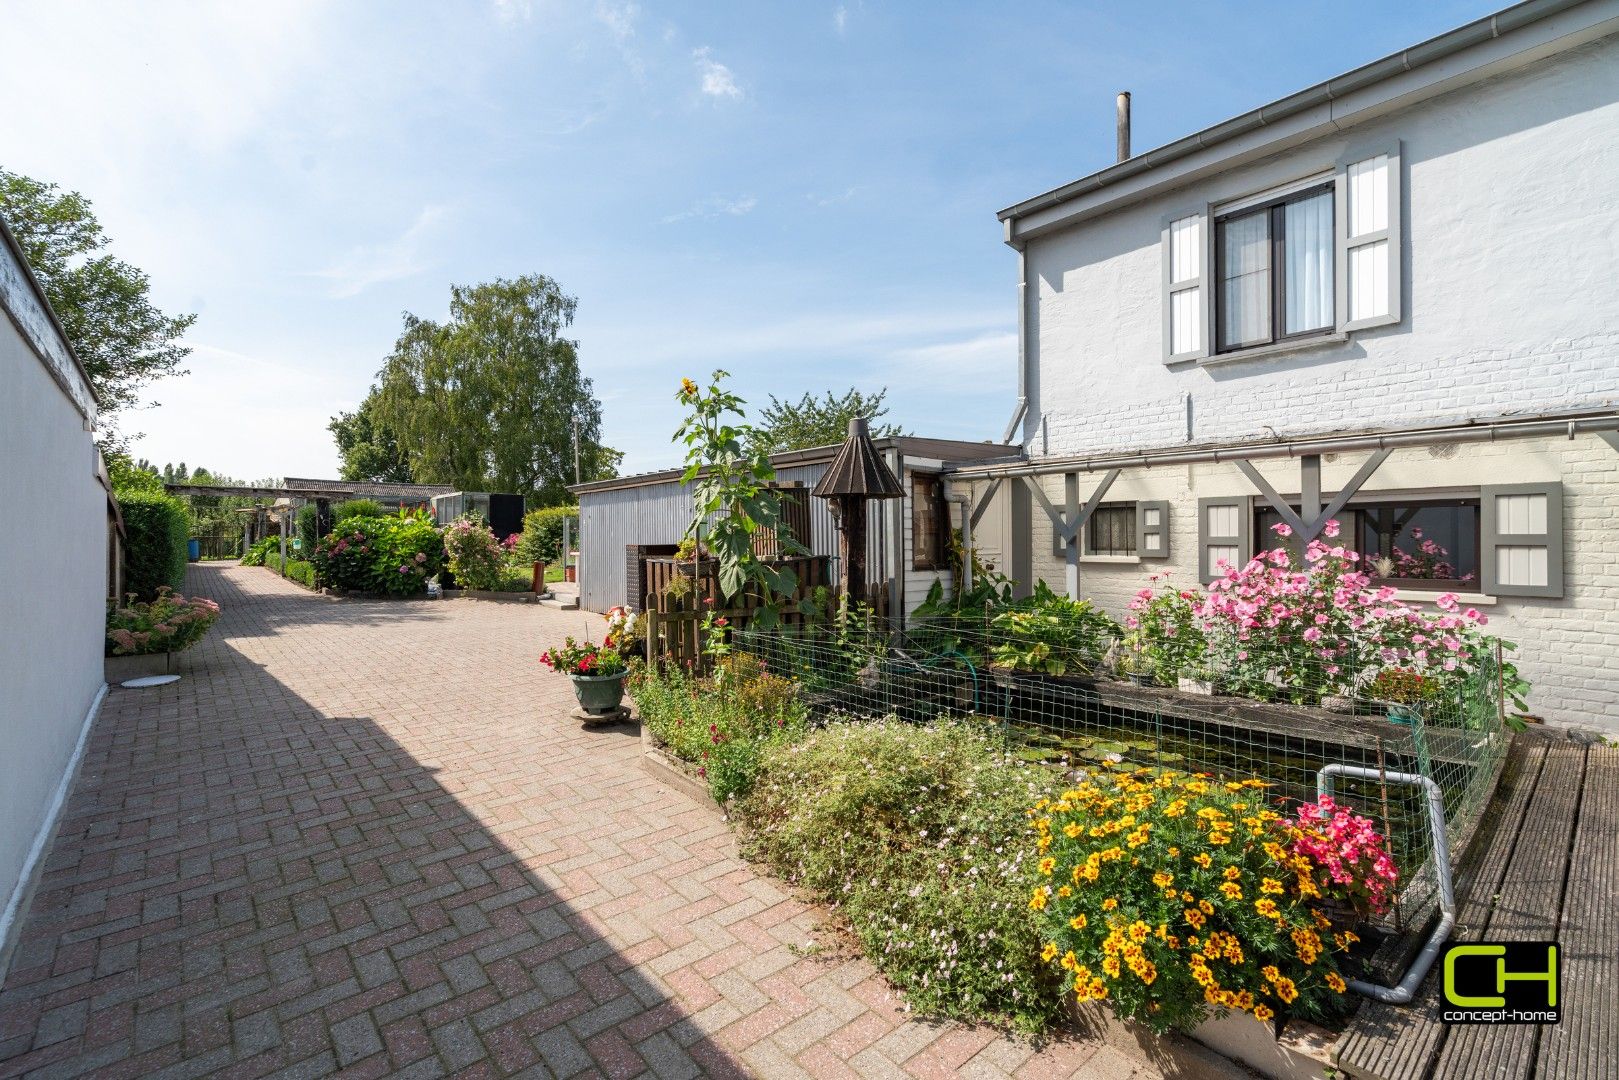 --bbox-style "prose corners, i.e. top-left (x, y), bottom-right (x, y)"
top-left (444, 588), bottom-right (548, 603)
top-left (638, 724), bottom-right (717, 806)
